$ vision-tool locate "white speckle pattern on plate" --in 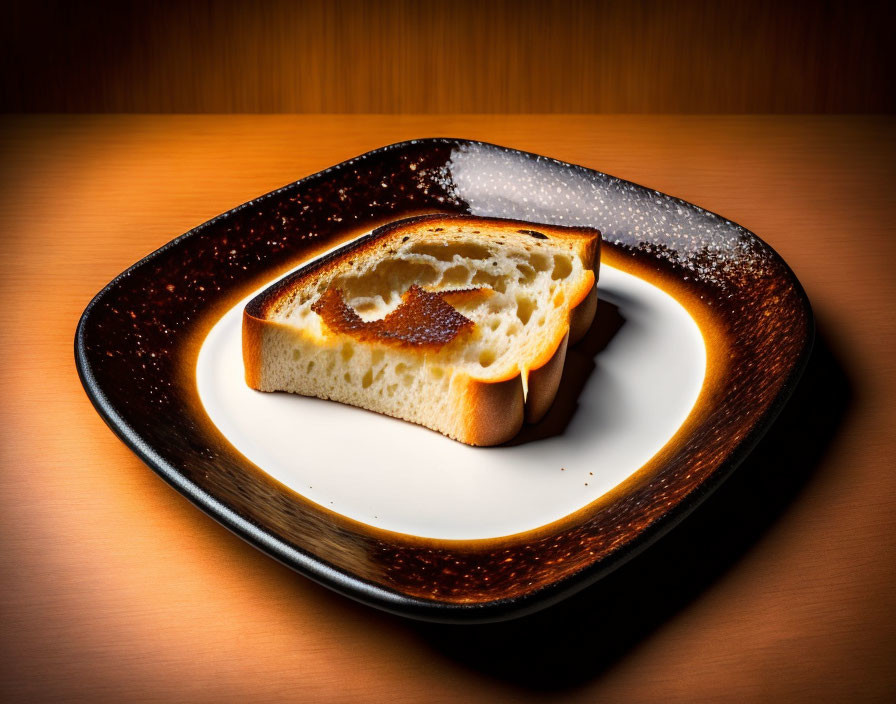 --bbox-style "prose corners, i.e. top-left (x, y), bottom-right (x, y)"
top-left (76, 139), bottom-right (812, 622)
